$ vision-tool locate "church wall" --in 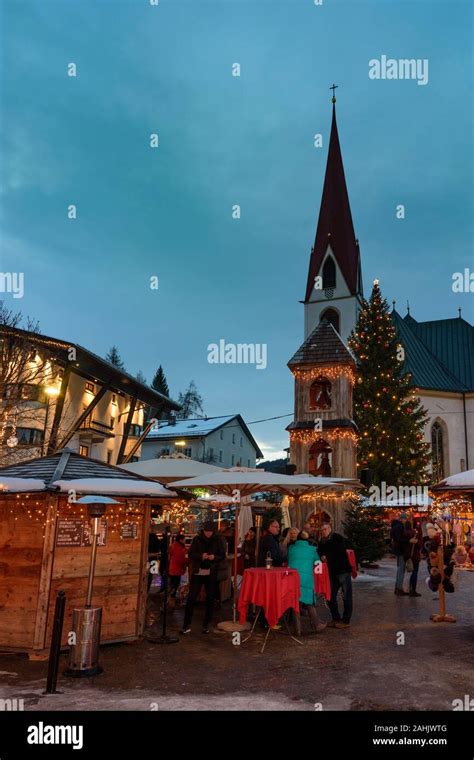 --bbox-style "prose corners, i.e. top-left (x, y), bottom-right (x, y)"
top-left (417, 391), bottom-right (473, 477)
